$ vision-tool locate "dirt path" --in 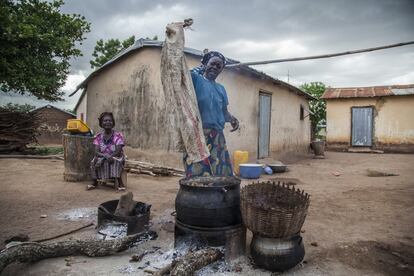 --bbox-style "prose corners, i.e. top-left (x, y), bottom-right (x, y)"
top-left (0, 152), bottom-right (413, 275)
